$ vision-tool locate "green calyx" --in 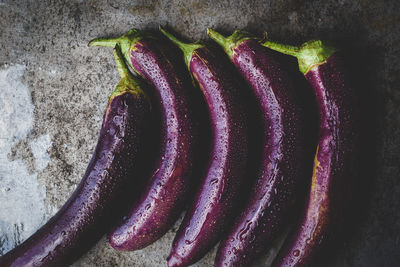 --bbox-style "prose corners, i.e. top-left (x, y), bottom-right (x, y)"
top-left (109, 44), bottom-right (145, 102)
top-left (89, 29), bottom-right (151, 72)
top-left (207, 28), bottom-right (255, 59)
top-left (159, 26), bottom-right (204, 70)
top-left (262, 39), bottom-right (336, 74)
